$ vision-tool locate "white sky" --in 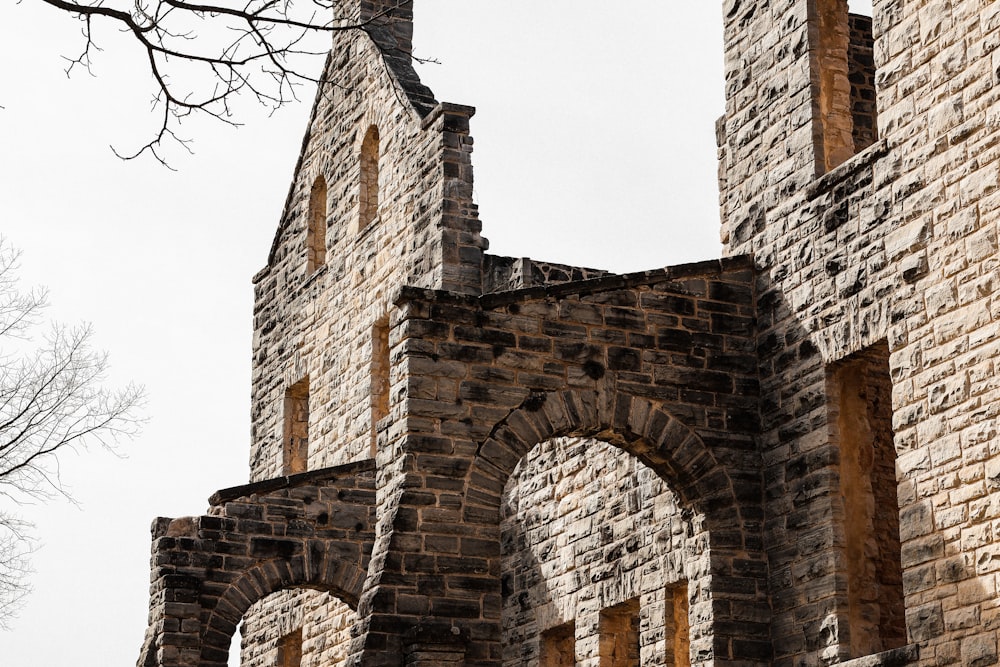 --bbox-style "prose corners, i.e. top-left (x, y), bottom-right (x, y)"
top-left (0, 1), bottom-right (871, 664)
